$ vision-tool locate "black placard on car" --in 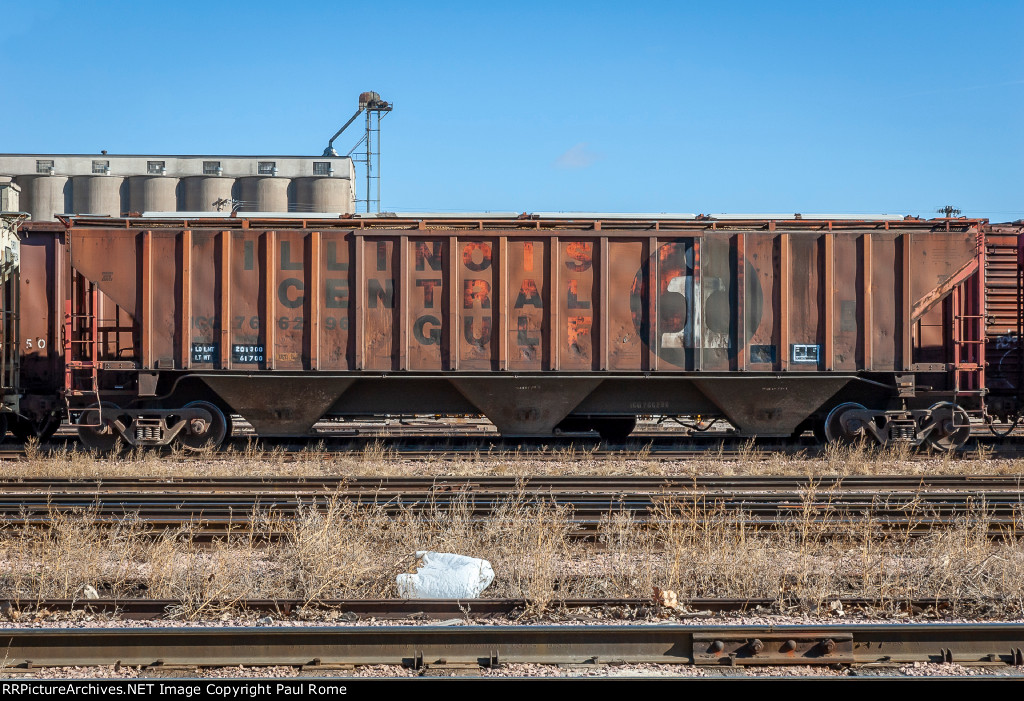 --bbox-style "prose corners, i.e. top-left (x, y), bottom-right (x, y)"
top-left (191, 343), bottom-right (217, 363)
top-left (232, 345), bottom-right (265, 363)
